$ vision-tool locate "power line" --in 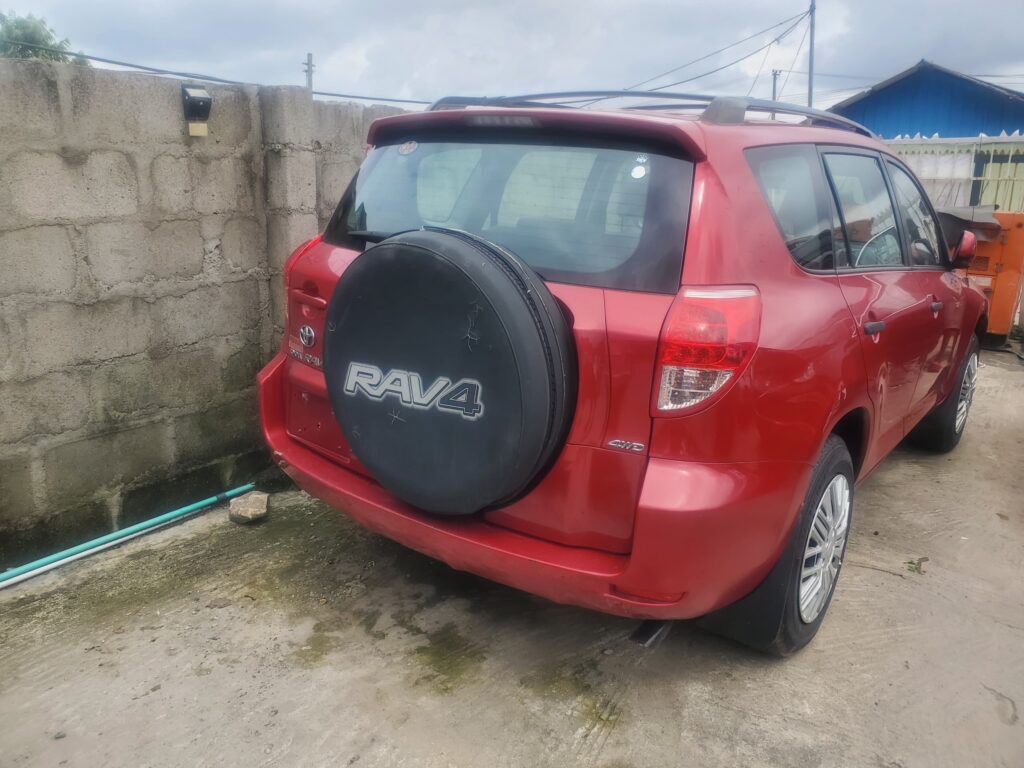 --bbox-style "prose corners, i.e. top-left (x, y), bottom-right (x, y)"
top-left (747, 42), bottom-right (774, 96)
top-left (0, 38), bottom-right (245, 83)
top-left (0, 38), bottom-right (430, 104)
top-left (651, 14), bottom-right (806, 92)
top-left (778, 18), bottom-right (809, 96)
top-left (779, 69), bottom-right (879, 80)
top-left (780, 84), bottom-right (863, 102)
top-left (626, 10), bottom-right (808, 90)
top-left (313, 90), bottom-right (429, 105)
